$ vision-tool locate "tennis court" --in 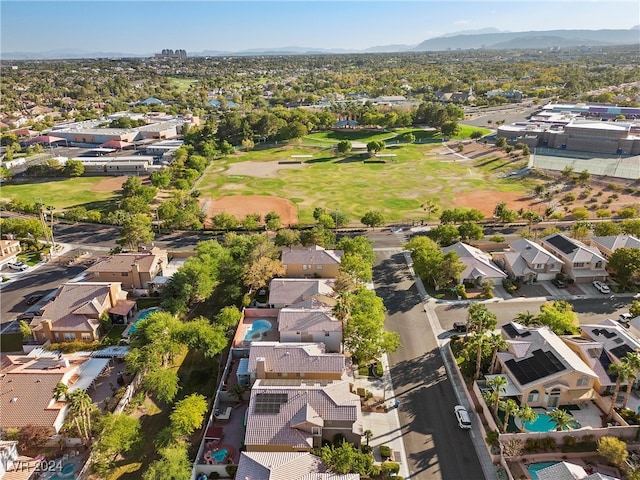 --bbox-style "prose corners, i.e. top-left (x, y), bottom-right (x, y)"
top-left (530, 148), bottom-right (640, 180)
